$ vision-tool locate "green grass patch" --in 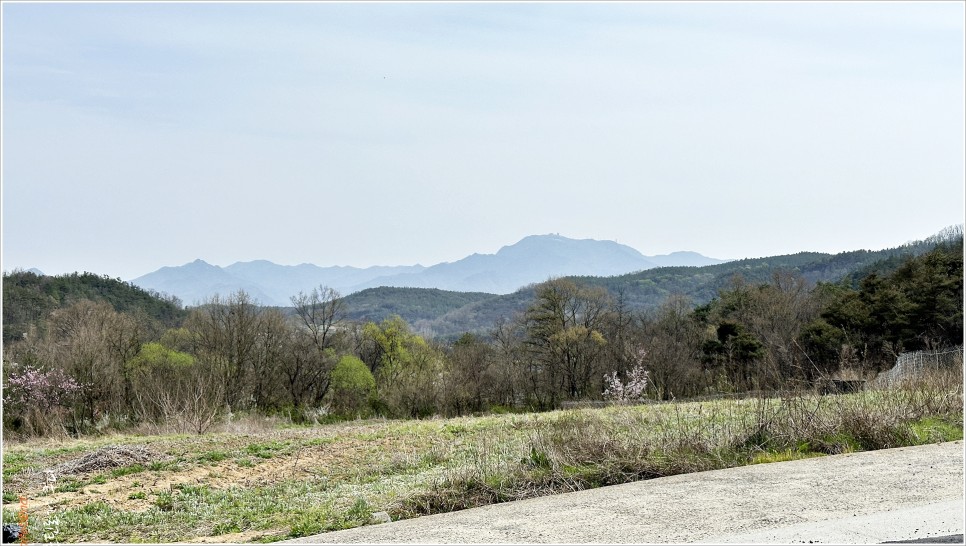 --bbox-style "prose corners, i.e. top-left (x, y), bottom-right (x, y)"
top-left (2, 508), bottom-right (19, 524)
top-left (909, 417), bottom-right (964, 444)
top-left (197, 450), bottom-right (229, 463)
top-left (147, 460), bottom-right (178, 472)
top-left (110, 463), bottom-right (146, 478)
top-left (287, 505), bottom-right (333, 538)
top-left (153, 490), bottom-right (175, 512)
top-left (41, 445), bottom-right (91, 457)
top-left (749, 449), bottom-right (826, 465)
top-left (2, 452), bottom-right (29, 480)
top-left (245, 441), bottom-right (289, 459)
top-left (54, 477), bottom-right (85, 493)
top-left (235, 457), bottom-right (255, 468)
